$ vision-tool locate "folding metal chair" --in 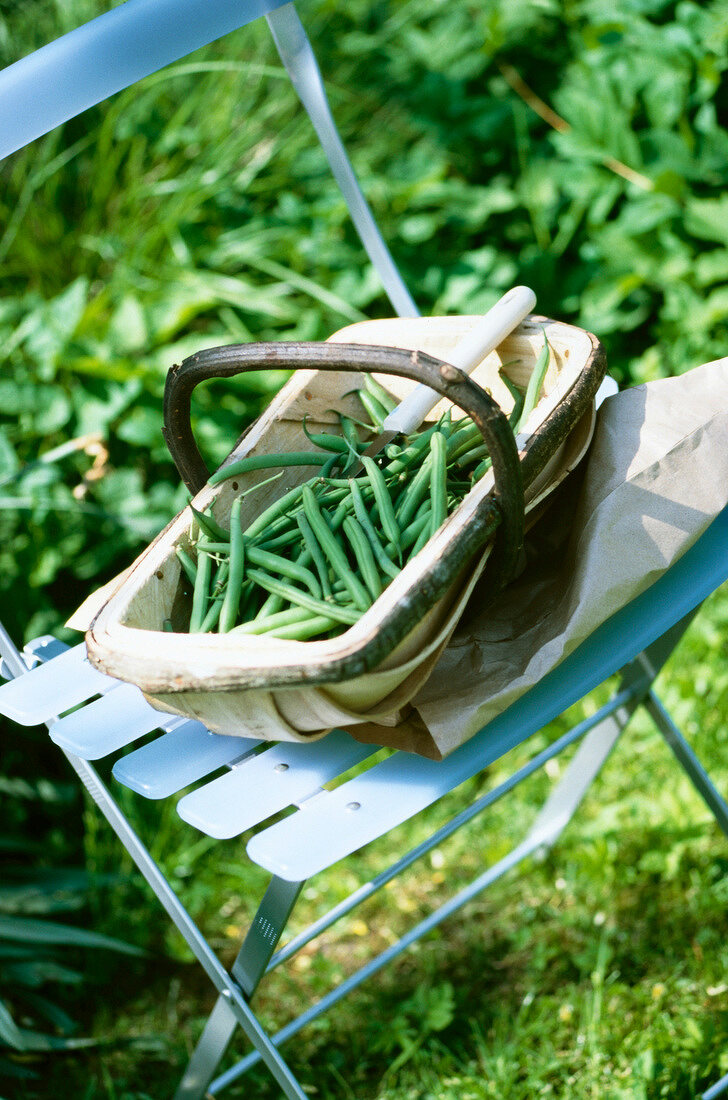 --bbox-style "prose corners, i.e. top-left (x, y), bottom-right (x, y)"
top-left (2, 3), bottom-right (728, 1097)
